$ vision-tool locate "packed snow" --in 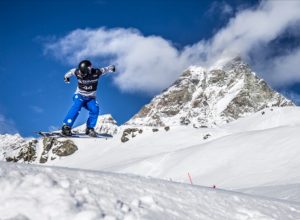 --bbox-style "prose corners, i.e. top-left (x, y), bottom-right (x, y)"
top-left (2, 107), bottom-right (300, 219)
top-left (1, 162), bottom-right (300, 220)
top-left (19, 106), bottom-right (293, 202)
